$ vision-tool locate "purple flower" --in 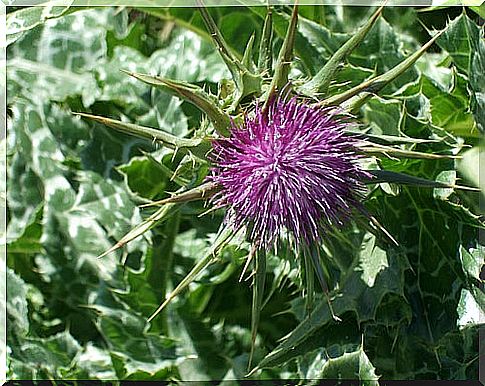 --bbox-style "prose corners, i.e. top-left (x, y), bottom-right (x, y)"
top-left (209, 97), bottom-right (370, 250)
